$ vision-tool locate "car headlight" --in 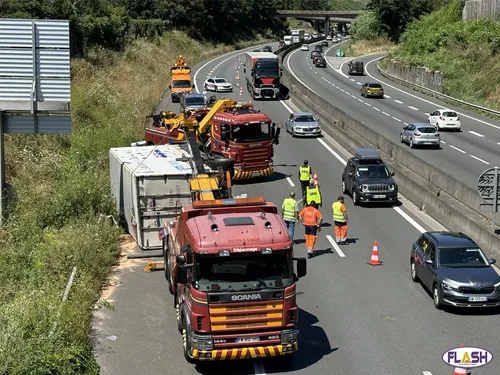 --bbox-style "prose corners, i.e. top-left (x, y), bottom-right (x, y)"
top-left (494, 280), bottom-right (500, 288)
top-left (190, 334), bottom-right (213, 350)
top-left (281, 329), bottom-right (299, 345)
top-left (388, 184), bottom-right (395, 191)
top-left (361, 184), bottom-right (369, 192)
top-left (441, 279), bottom-right (460, 291)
